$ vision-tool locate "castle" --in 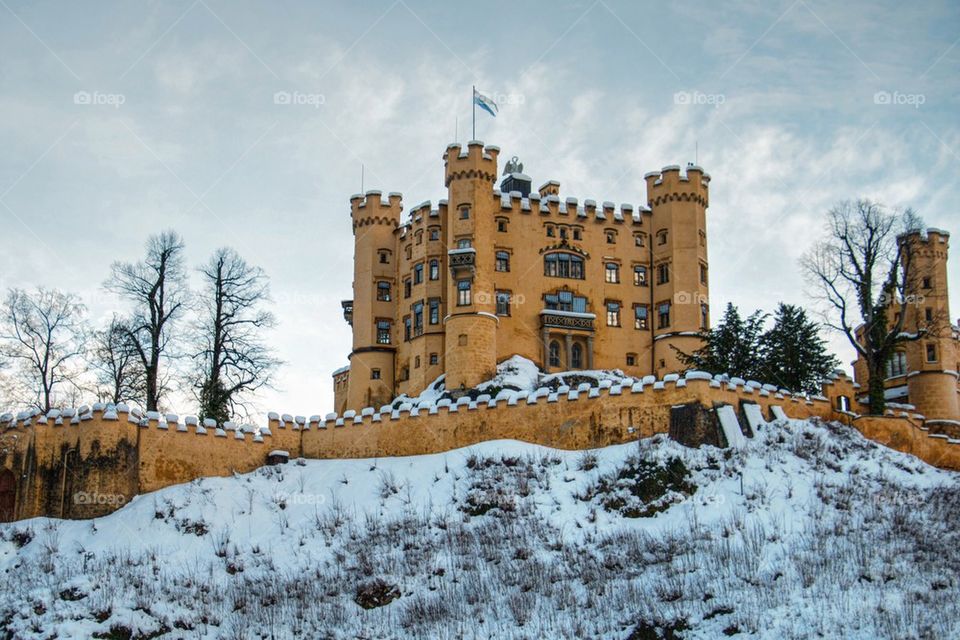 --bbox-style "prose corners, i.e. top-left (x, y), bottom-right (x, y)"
top-left (334, 141), bottom-right (710, 413)
top-left (2, 140), bottom-right (959, 525)
top-left (851, 228), bottom-right (960, 431)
